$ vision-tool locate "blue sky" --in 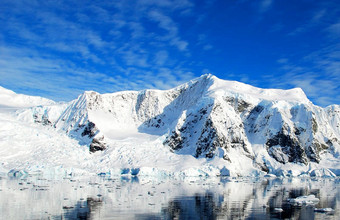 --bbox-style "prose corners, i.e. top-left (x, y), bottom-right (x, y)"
top-left (0, 0), bottom-right (339, 106)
